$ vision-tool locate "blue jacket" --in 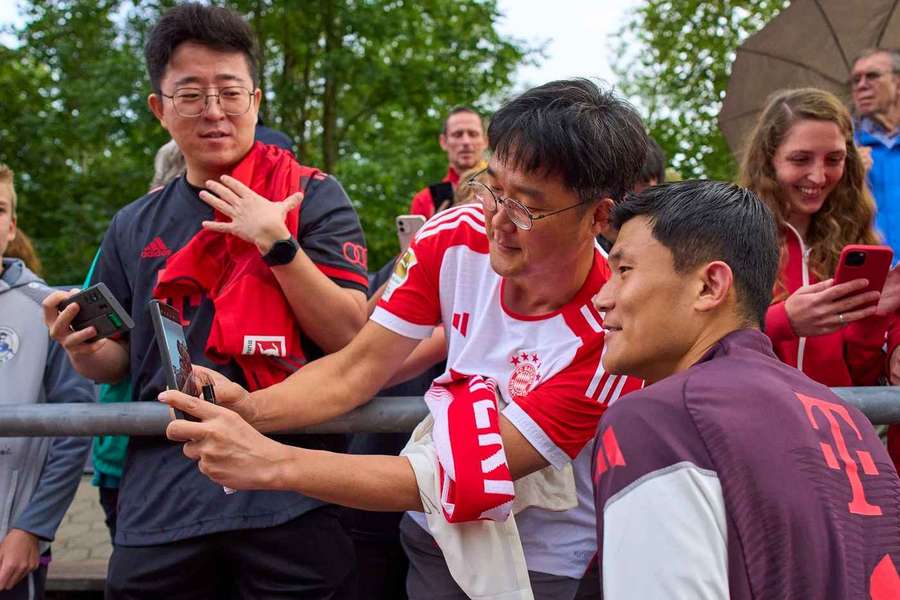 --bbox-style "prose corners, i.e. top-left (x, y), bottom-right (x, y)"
top-left (855, 123), bottom-right (900, 254)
